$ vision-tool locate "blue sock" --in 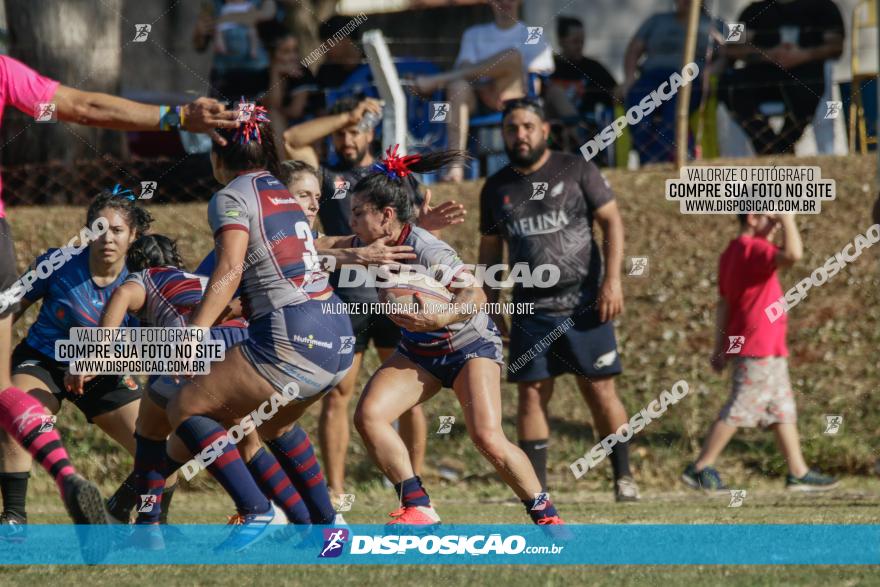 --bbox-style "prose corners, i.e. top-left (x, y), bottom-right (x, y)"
top-left (523, 495), bottom-right (558, 523)
top-left (246, 447), bottom-right (311, 524)
top-left (394, 476), bottom-right (431, 507)
top-left (131, 434), bottom-right (170, 524)
top-left (266, 426), bottom-right (335, 524)
top-left (176, 416), bottom-right (269, 516)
